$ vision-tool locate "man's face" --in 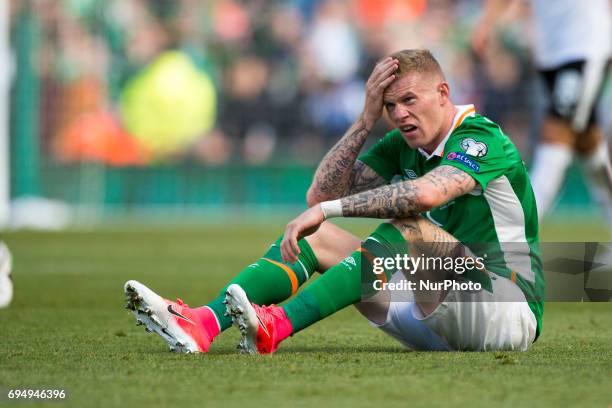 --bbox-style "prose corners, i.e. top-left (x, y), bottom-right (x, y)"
top-left (383, 71), bottom-right (449, 152)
